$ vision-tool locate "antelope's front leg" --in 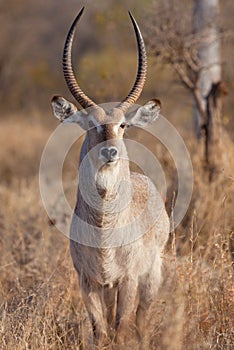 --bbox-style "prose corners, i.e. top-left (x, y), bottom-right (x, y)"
top-left (81, 286), bottom-right (107, 345)
top-left (115, 277), bottom-right (138, 345)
